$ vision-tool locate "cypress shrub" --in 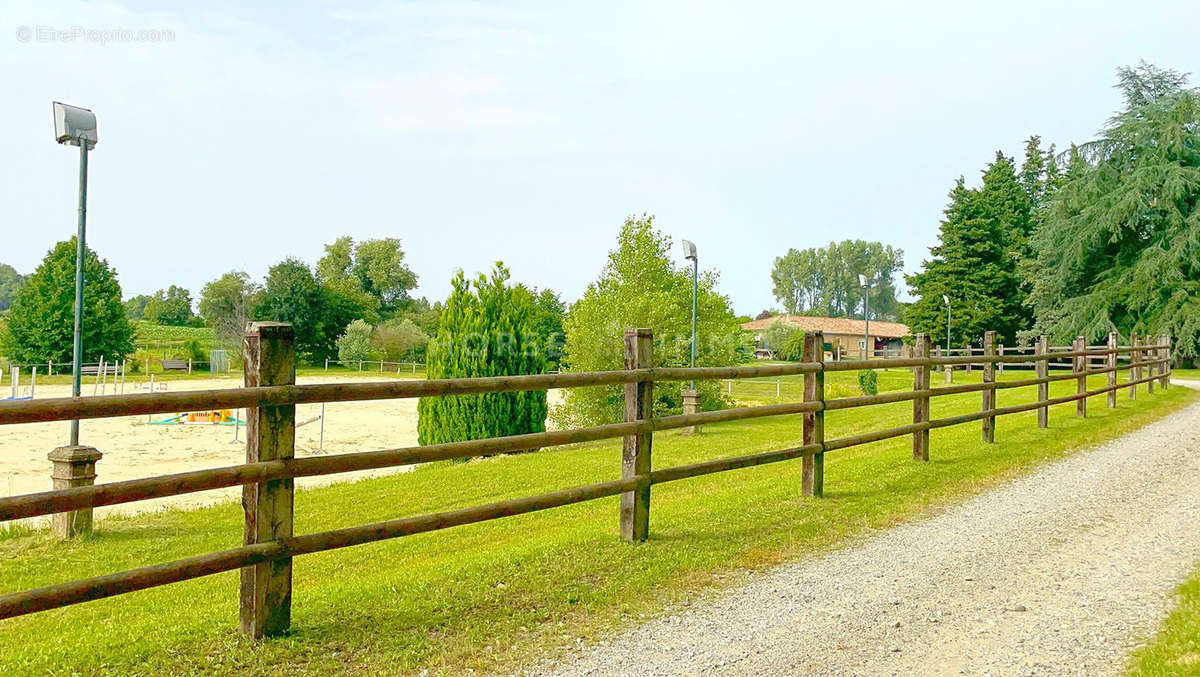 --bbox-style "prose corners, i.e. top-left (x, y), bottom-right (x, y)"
top-left (417, 264), bottom-right (548, 447)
